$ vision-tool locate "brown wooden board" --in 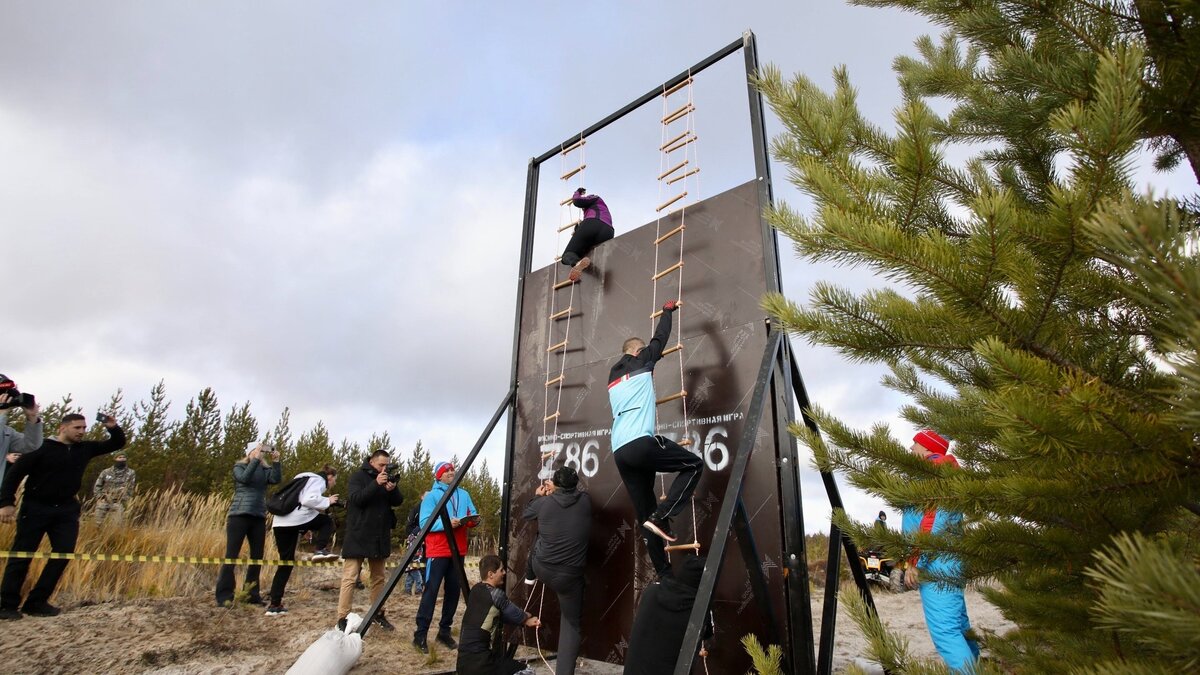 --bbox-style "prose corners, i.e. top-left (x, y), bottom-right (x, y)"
top-left (506, 179), bottom-right (787, 673)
